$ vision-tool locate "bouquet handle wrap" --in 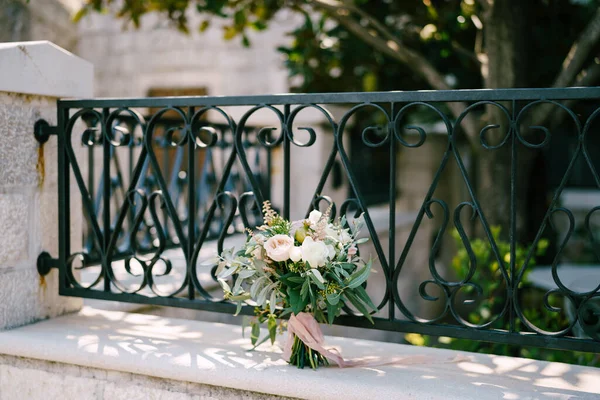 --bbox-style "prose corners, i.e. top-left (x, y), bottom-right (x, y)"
top-left (282, 312), bottom-right (467, 368)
